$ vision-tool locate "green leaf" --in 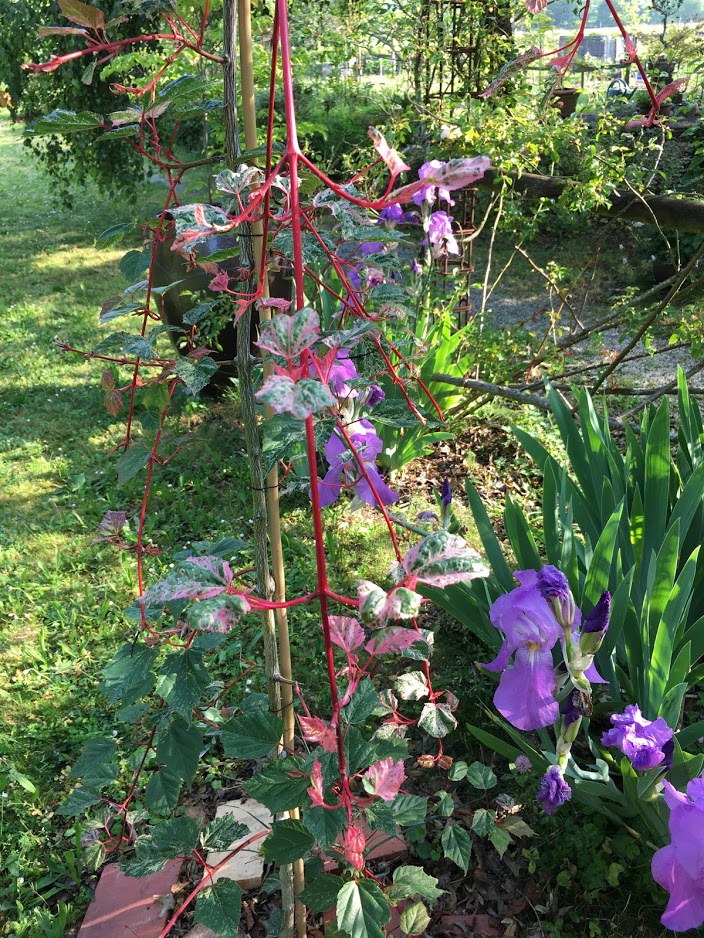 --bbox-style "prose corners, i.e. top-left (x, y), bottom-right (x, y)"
top-left (101, 643), bottom-right (158, 705)
top-left (465, 480), bottom-right (513, 591)
top-left (262, 414), bottom-right (307, 474)
top-left (399, 901), bottom-right (430, 936)
top-left (95, 222), bottom-right (134, 246)
top-left (643, 401), bottom-right (671, 569)
top-left (471, 808), bottom-right (496, 837)
top-left (156, 718), bottom-right (203, 785)
top-left (28, 109), bottom-right (102, 135)
top-left (337, 880), bottom-right (390, 938)
top-left (389, 866), bottom-right (444, 903)
top-left (303, 805), bottom-right (346, 850)
top-left (152, 815), bottom-right (200, 858)
top-left (435, 790), bottom-right (455, 817)
top-left (418, 702), bottom-right (457, 738)
top-left (120, 249), bottom-right (151, 282)
top-left (394, 671), bottom-right (429, 701)
top-left (202, 815), bottom-right (249, 851)
top-left (70, 737), bottom-right (117, 779)
top-left (448, 760), bottom-right (468, 781)
top-left (56, 786), bottom-right (101, 816)
top-left (465, 761), bottom-right (497, 790)
top-left (262, 819), bottom-right (314, 865)
top-left (155, 649), bottom-right (210, 720)
top-left (221, 710), bottom-right (284, 759)
top-left (145, 767), bottom-right (182, 816)
top-left (244, 758), bottom-right (310, 813)
top-left (175, 356), bottom-right (219, 394)
top-left (194, 879), bottom-right (243, 938)
top-left (389, 794), bottom-right (428, 826)
top-left (488, 825), bottom-right (513, 857)
top-left (441, 823), bottom-right (472, 871)
top-left (121, 838), bottom-right (168, 877)
top-left (343, 678), bottom-right (380, 724)
top-left (299, 874), bottom-right (344, 915)
top-left (116, 444), bottom-right (152, 484)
